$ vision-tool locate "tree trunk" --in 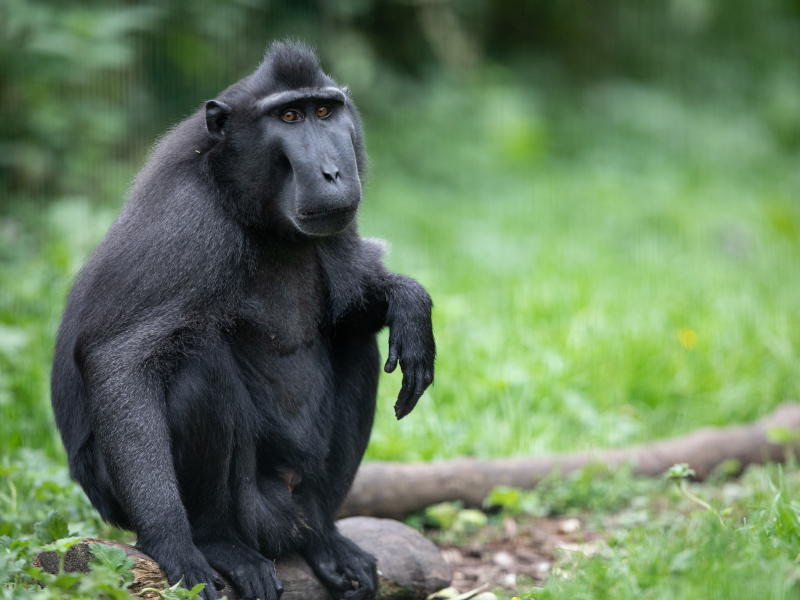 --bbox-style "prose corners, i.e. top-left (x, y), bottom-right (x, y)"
top-left (340, 403), bottom-right (800, 519)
